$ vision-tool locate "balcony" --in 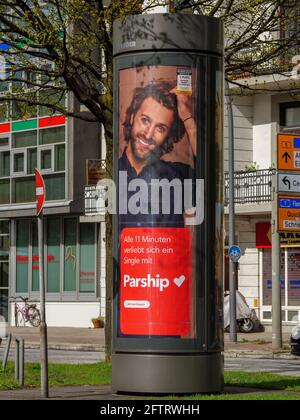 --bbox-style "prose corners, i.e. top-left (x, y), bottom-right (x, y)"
top-left (84, 159), bottom-right (107, 218)
top-left (224, 169), bottom-right (274, 206)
